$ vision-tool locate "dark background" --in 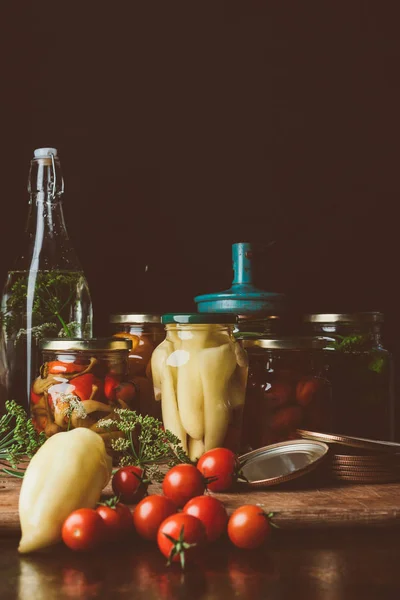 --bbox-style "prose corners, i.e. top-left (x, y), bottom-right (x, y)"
top-left (0, 3), bottom-right (399, 364)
